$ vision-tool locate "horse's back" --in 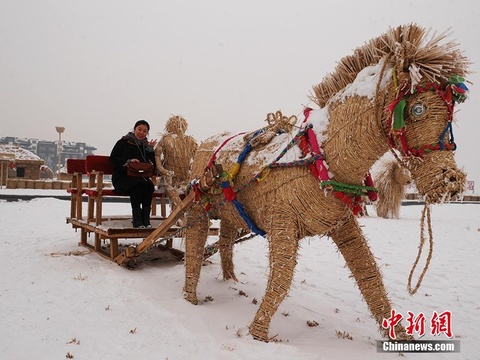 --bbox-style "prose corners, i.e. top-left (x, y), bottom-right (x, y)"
top-left (191, 129), bottom-right (350, 236)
